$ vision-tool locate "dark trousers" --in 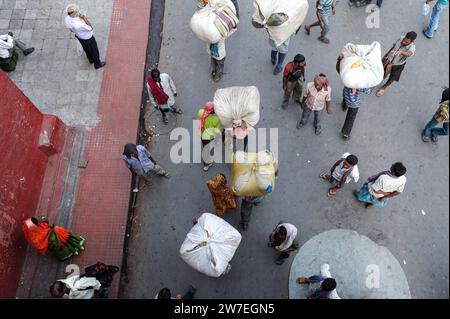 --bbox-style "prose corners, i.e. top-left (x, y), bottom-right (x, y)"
top-left (240, 199), bottom-right (253, 226)
top-left (341, 104), bottom-right (359, 136)
top-left (76, 35), bottom-right (101, 67)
